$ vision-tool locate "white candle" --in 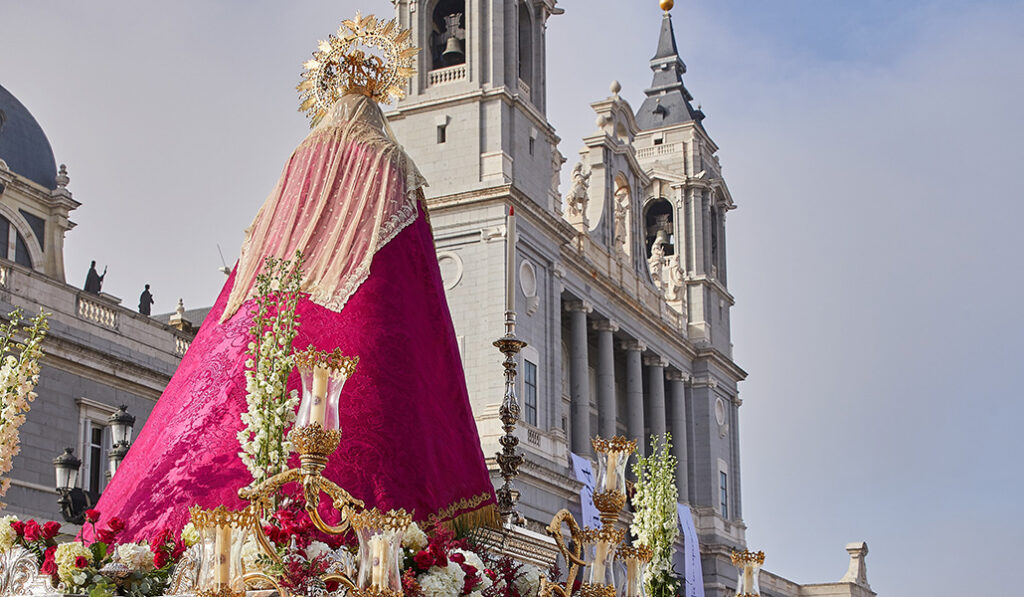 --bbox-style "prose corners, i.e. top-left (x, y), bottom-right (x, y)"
top-left (742, 566), bottom-right (754, 594)
top-left (626, 559), bottom-right (640, 597)
top-left (505, 205), bottom-right (516, 314)
top-left (310, 365), bottom-right (328, 427)
top-left (370, 535), bottom-right (386, 589)
top-left (214, 525), bottom-right (231, 587)
top-left (592, 540), bottom-right (609, 584)
top-left (604, 452), bottom-right (619, 492)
